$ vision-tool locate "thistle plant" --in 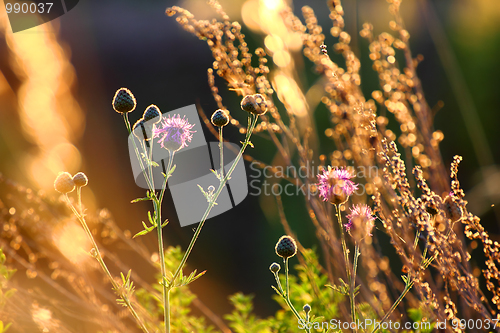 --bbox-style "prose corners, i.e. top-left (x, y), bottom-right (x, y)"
top-left (113, 88), bottom-right (264, 333)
